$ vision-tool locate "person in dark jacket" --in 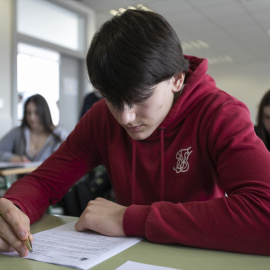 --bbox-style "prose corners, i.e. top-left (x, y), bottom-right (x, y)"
top-left (255, 89), bottom-right (270, 150)
top-left (79, 91), bottom-right (102, 119)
